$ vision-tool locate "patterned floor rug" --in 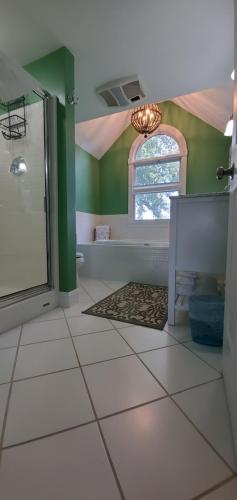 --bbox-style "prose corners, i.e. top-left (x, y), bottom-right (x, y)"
top-left (83, 282), bottom-right (168, 330)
